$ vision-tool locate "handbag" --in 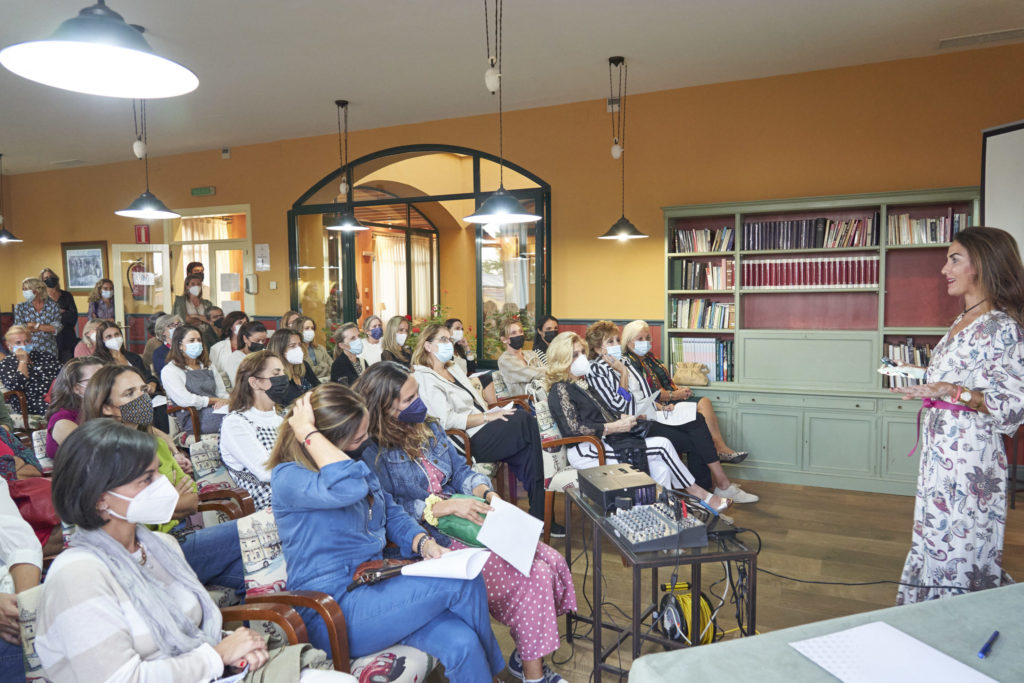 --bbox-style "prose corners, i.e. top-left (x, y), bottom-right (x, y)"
top-left (436, 494), bottom-right (488, 548)
top-left (347, 558), bottom-right (417, 592)
top-left (673, 362), bottom-right (710, 387)
top-left (9, 477), bottom-right (60, 546)
top-left (604, 419), bottom-right (652, 472)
